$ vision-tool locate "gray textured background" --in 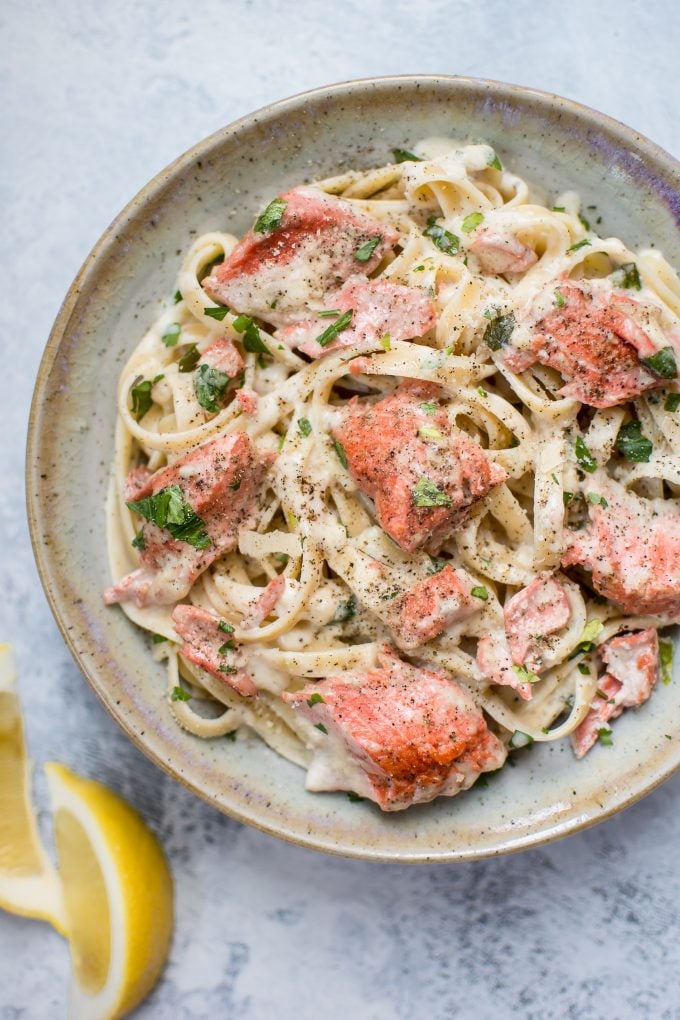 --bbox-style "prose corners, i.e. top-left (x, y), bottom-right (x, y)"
top-left (2, 1), bottom-right (680, 1017)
